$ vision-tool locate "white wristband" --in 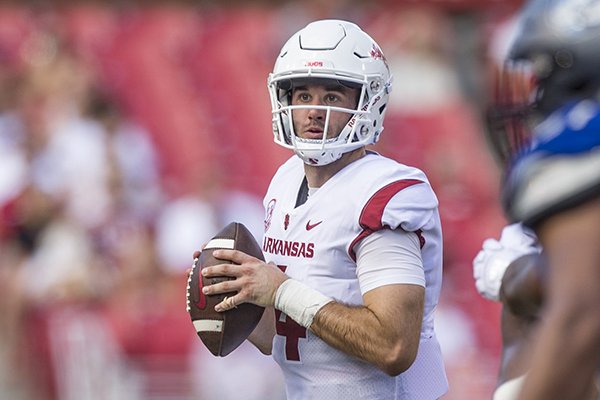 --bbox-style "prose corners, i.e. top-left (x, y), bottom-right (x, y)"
top-left (274, 279), bottom-right (333, 329)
